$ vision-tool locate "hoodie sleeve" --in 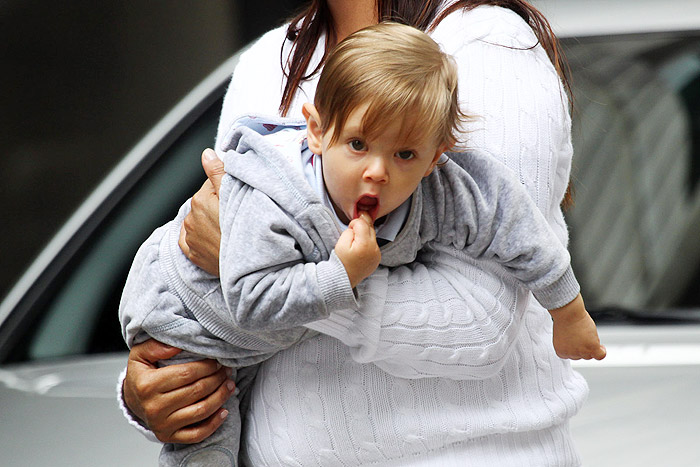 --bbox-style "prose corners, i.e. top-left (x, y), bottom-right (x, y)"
top-left (214, 172), bottom-right (359, 335)
top-left (417, 151), bottom-right (580, 310)
top-left (118, 200), bottom-right (316, 368)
